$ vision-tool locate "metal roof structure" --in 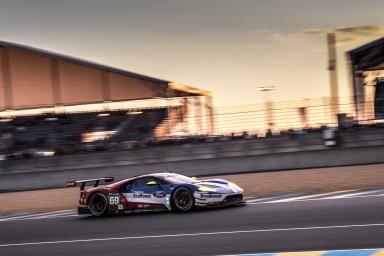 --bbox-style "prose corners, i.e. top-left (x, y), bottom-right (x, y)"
top-left (348, 37), bottom-right (384, 71)
top-left (0, 40), bottom-right (211, 97)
